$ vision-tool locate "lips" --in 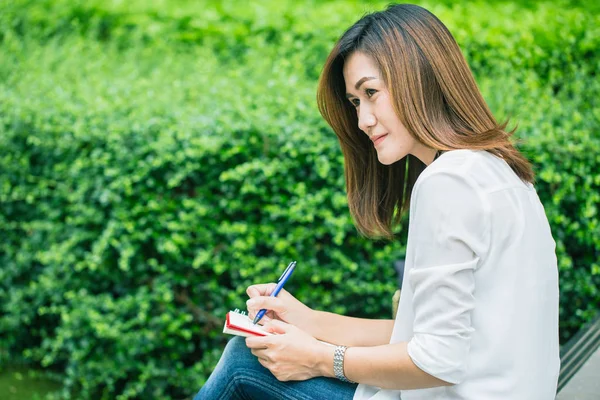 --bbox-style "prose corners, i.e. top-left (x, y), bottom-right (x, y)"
top-left (370, 134), bottom-right (388, 146)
